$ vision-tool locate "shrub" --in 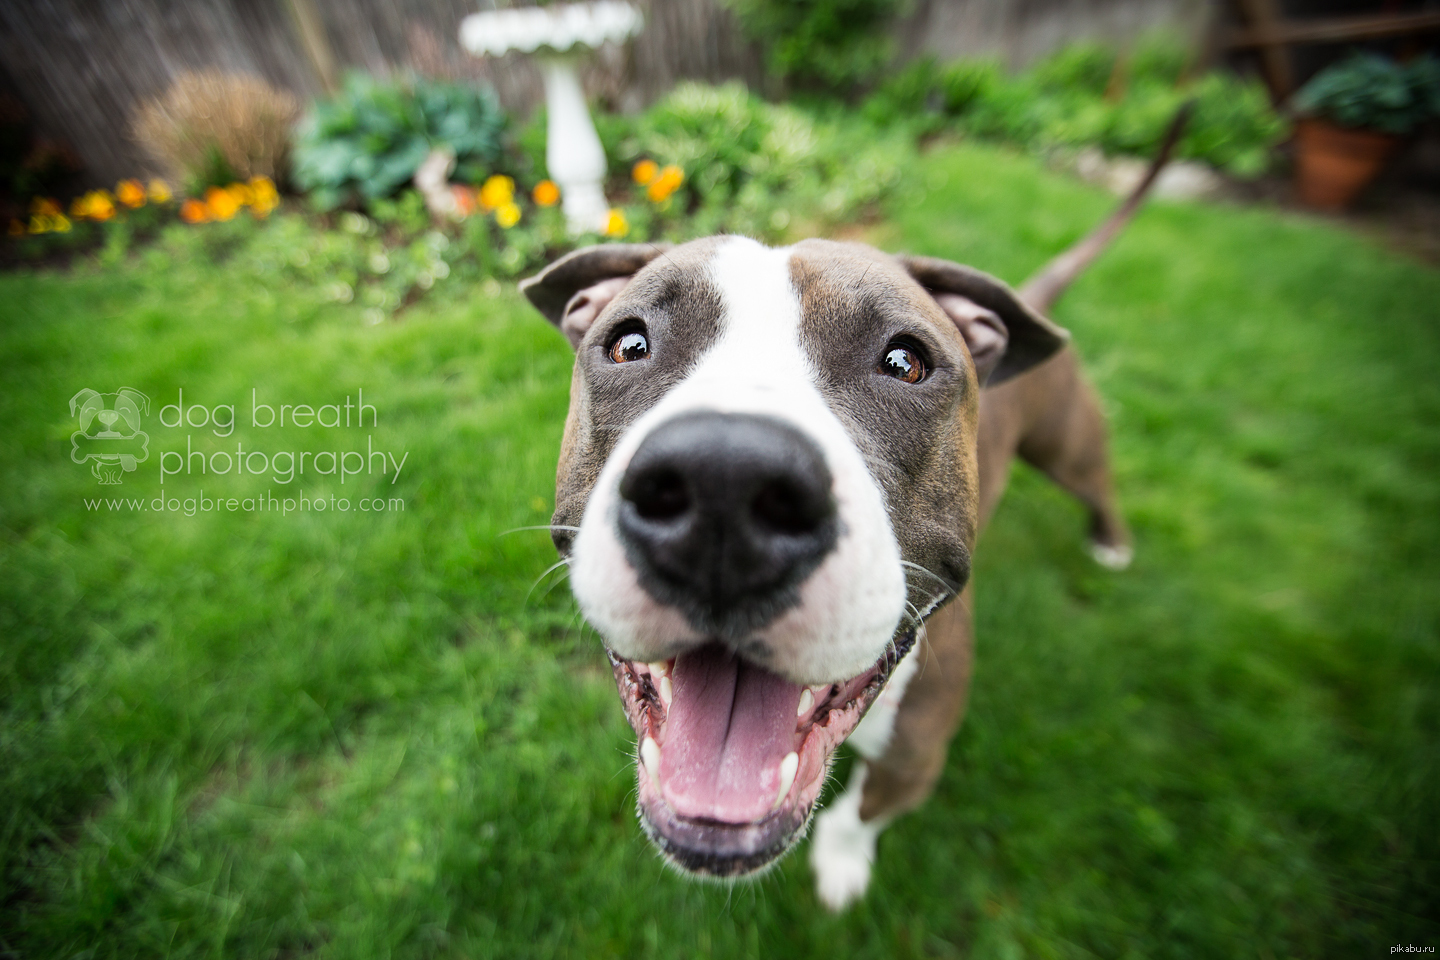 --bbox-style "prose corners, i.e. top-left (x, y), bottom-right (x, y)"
top-left (725, 0), bottom-right (904, 94)
top-left (132, 71), bottom-right (299, 192)
top-left (607, 81), bottom-right (908, 241)
top-left (1294, 53), bottom-right (1440, 135)
top-left (291, 73), bottom-right (507, 211)
top-left (858, 39), bottom-right (1287, 177)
